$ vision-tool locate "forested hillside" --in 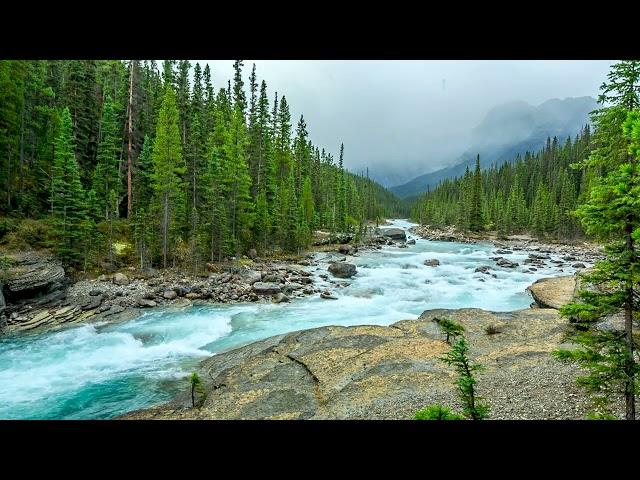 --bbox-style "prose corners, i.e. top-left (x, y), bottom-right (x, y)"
top-left (411, 127), bottom-right (595, 239)
top-left (0, 60), bottom-right (404, 272)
